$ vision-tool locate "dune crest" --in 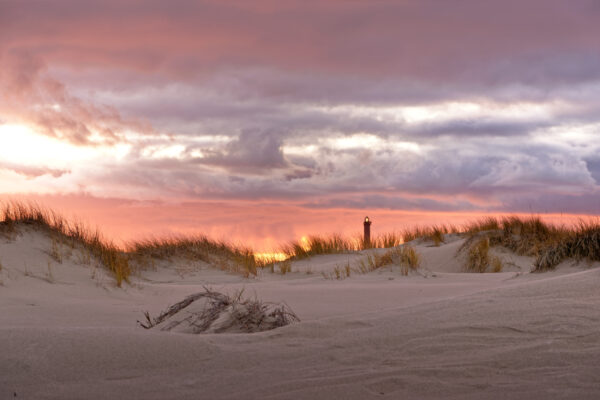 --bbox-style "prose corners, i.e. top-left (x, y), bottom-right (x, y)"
top-left (2, 205), bottom-right (600, 399)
